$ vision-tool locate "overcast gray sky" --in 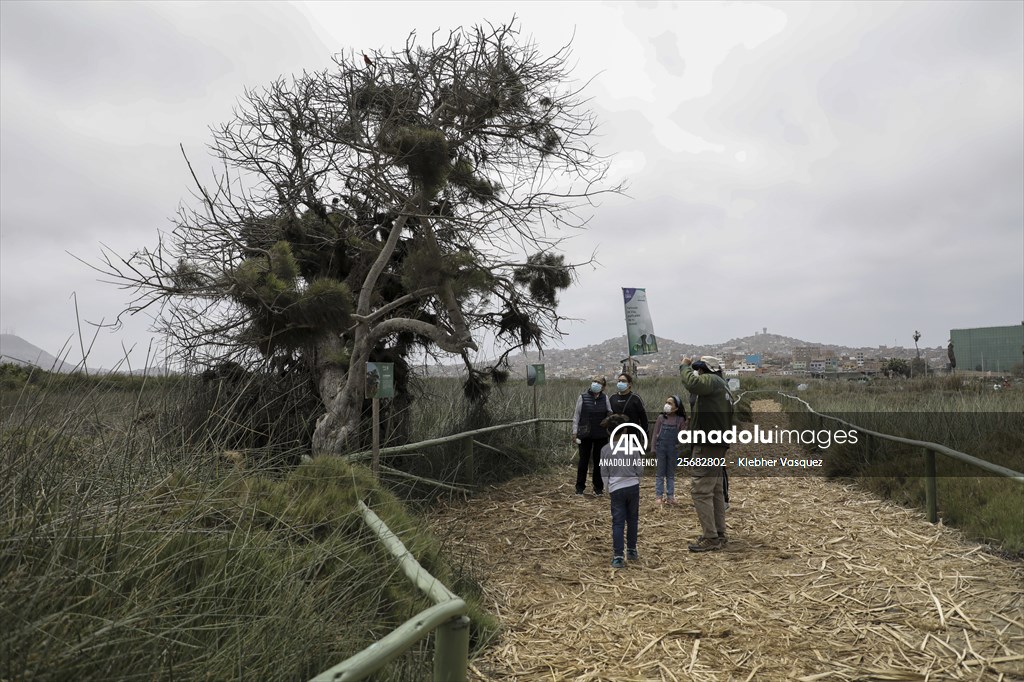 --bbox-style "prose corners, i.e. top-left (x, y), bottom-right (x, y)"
top-left (1, 1), bottom-right (1021, 370)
